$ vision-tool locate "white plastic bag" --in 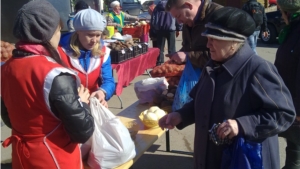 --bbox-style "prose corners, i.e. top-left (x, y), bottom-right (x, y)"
top-left (87, 98), bottom-right (136, 169)
top-left (134, 77), bottom-right (169, 104)
top-left (81, 138), bottom-right (92, 160)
